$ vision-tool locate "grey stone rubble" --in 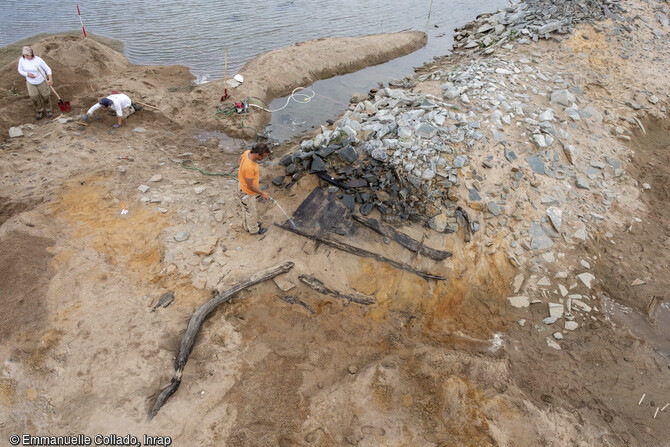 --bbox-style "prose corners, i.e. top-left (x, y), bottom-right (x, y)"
top-left (452, 0), bottom-right (626, 53)
top-left (279, 32), bottom-right (649, 253)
